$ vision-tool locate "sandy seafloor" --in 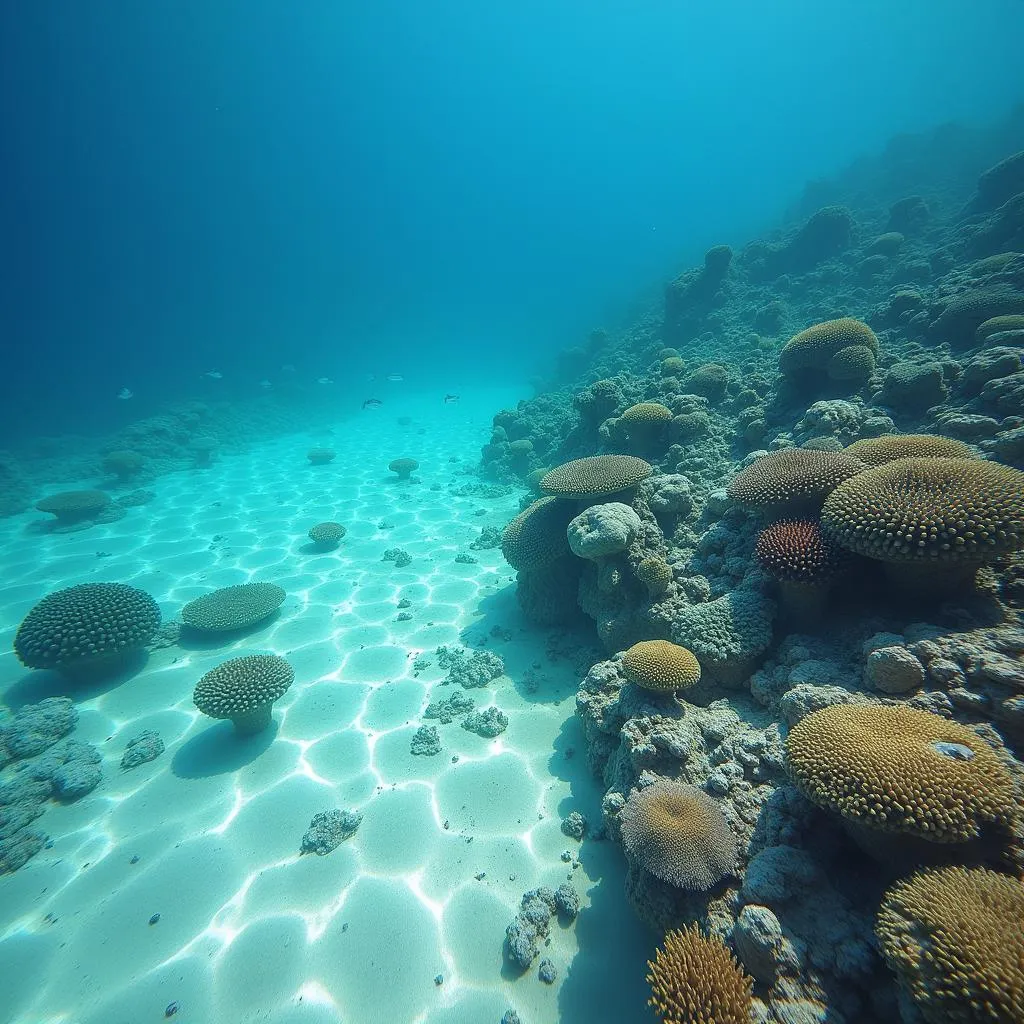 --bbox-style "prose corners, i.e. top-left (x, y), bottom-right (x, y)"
top-left (0, 388), bottom-right (653, 1024)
